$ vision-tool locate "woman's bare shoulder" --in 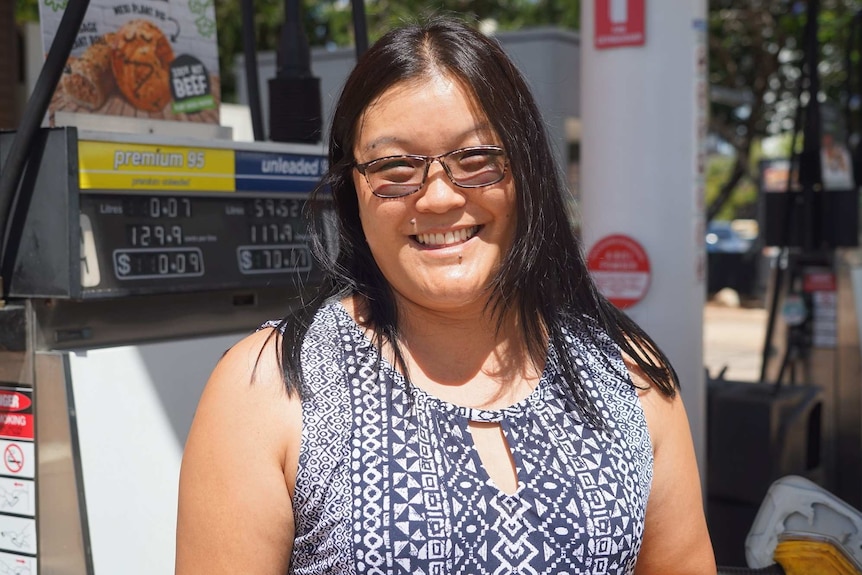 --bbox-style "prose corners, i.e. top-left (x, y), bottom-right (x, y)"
top-left (620, 354), bottom-right (716, 574)
top-left (211, 326), bottom-right (286, 392)
top-left (176, 325), bottom-right (301, 573)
